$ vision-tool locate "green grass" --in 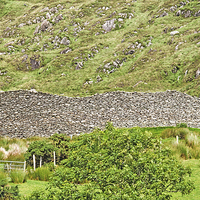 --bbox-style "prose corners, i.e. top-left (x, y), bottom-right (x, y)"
top-left (9, 179), bottom-right (48, 197)
top-left (172, 159), bottom-right (200, 200)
